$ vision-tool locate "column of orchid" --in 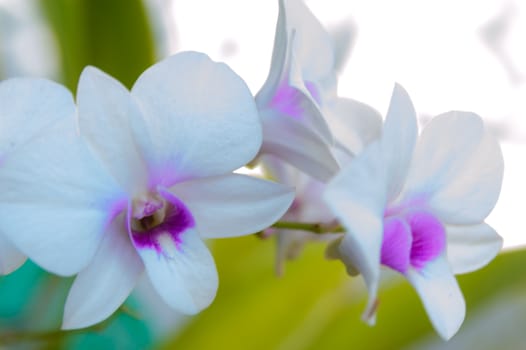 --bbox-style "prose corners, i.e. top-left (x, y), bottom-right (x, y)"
top-left (0, 0), bottom-right (503, 341)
